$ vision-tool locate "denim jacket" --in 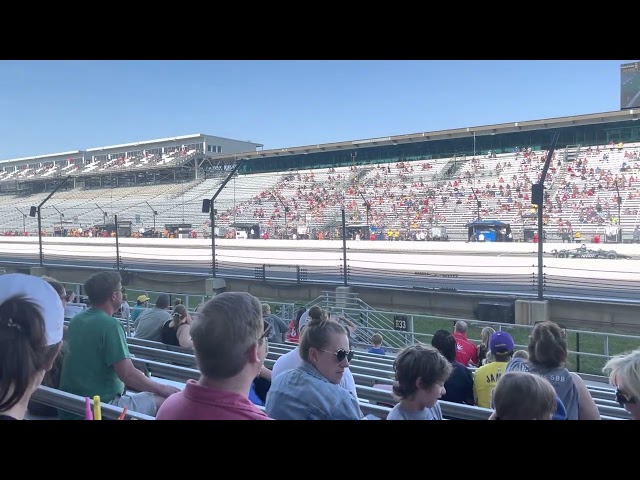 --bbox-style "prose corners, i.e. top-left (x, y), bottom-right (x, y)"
top-left (265, 361), bottom-right (362, 420)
